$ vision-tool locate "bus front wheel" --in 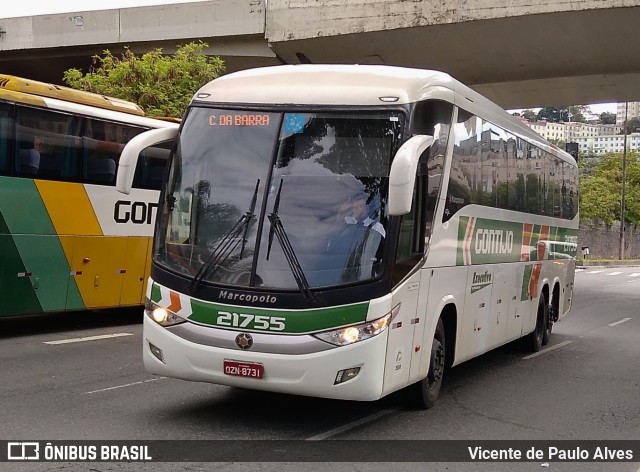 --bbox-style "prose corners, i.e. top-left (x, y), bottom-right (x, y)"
top-left (408, 317), bottom-right (445, 409)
